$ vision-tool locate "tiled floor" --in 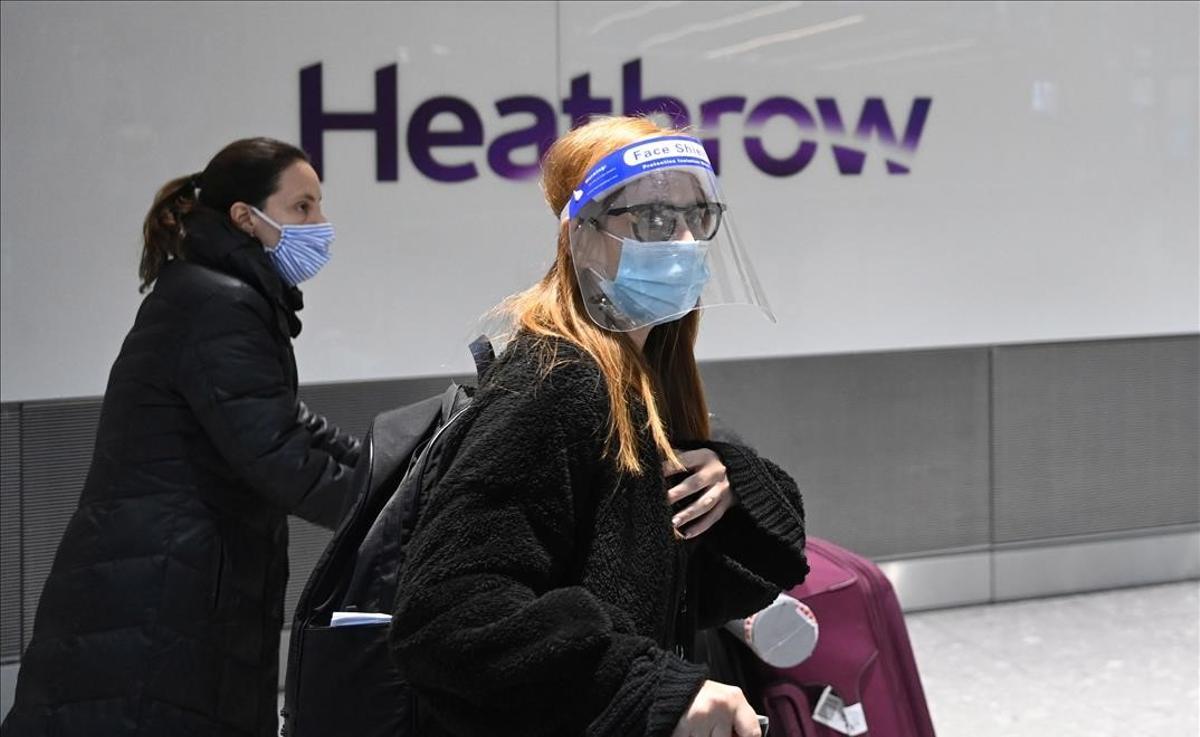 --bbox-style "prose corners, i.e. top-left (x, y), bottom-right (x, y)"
top-left (906, 580), bottom-right (1200, 737)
